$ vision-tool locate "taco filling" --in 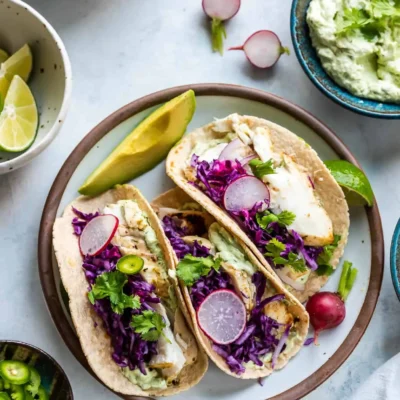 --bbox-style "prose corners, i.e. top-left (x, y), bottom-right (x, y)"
top-left (182, 114), bottom-right (341, 292)
top-left (71, 200), bottom-right (198, 391)
top-left (160, 210), bottom-right (303, 376)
